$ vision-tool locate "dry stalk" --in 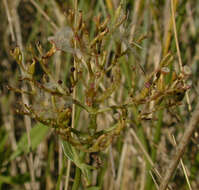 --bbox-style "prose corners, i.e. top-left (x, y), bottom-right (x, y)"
top-left (130, 128), bottom-right (162, 181)
top-left (140, 161), bottom-right (146, 190)
top-left (109, 146), bottom-right (116, 179)
top-left (172, 135), bottom-right (193, 190)
top-left (64, 1), bottom-right (78, 189)
top-left (3, 0), bottom-right (15, 42)
top-left (149, 171), bottom-right (159, 190)
top-left (159, 102), bottom-right (199, 190)
top-left (130, 128), bottom-right (172, 190)
top-left (171, 0), bottom-right (191, 111)
top-left (12, 4), bottom-right (36, 190)
top-left (129, 0), bottom-right (142, 41)
top-left (115, 138), bottom-right (128, 190)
